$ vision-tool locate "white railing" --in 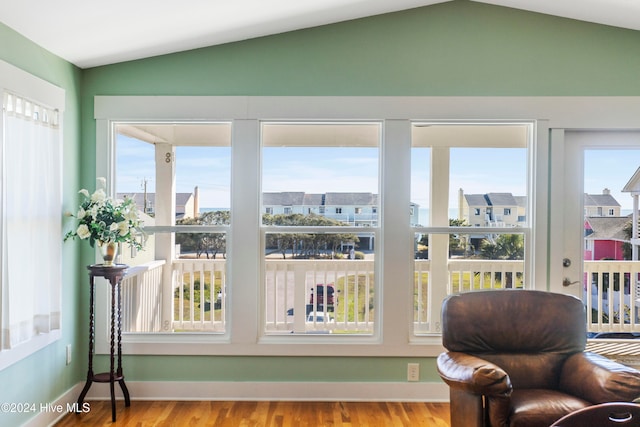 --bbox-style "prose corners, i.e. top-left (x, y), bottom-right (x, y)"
top-left (122, 257), bottom-right (640, 336)
top-left (414, 259), bottom-right (525, 334)
top-left (122, 260), bottom-right (166, 332)
top-left (585, 260), bottom-right (640, 334)
top-left (264, 259), bottom-right (375, 334)
top-left (172, 259), bottom-right (227, 332)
